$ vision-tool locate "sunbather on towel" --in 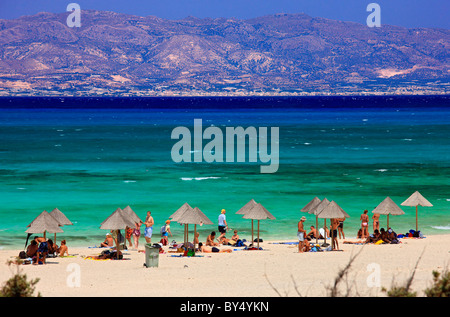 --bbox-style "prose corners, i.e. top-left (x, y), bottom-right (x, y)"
top-left (198, 243), bottom-right (232, 253)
